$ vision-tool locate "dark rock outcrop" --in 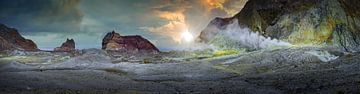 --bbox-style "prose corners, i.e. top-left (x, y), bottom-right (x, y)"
top-left (54, 39), bottom-right (76, 52)
top-left (0, 24), bottom-right (38, 51)
top-left (102, 31), bottom-right (159, 53)
top-left (198, 0), bottom-right (360, 51)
